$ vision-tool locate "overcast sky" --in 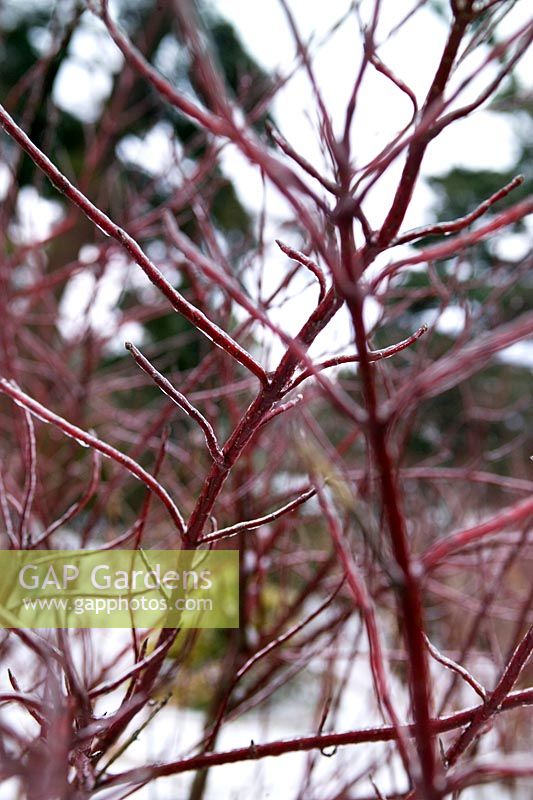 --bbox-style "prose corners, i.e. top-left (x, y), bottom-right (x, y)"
top-left (3, 0), bottom-right (531, 366)
top-left (206, 1), bottom-right (531, 364)
top-left (213, 0), bottom-right (530, 214)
